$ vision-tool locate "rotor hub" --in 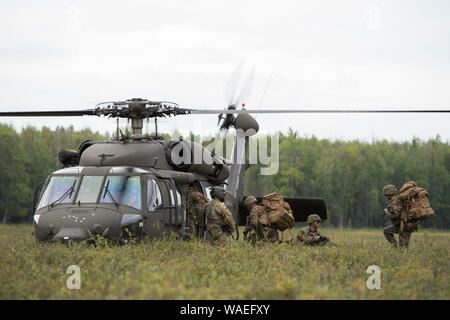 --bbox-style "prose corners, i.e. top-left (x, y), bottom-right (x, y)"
top-left (95, 98), bottom-right (191, 120)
